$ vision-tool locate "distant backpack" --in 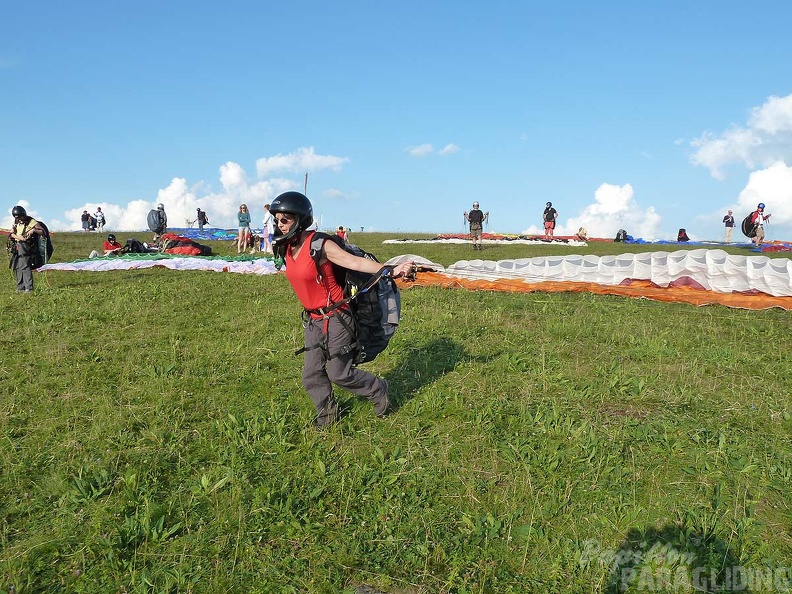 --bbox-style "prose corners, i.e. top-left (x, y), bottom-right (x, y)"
top-left (741, 213), bottom-right (758, 238)
top-left (33, 221), bottom-right (54, 269)
top-left (147, 209), bottom-right (166, 233)
top-left (303, 232), bottom-right (401, 365)
top-left (614, 229), bottom-right (627, 242)
top-left (123, 238), bottom-right (147, 254)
